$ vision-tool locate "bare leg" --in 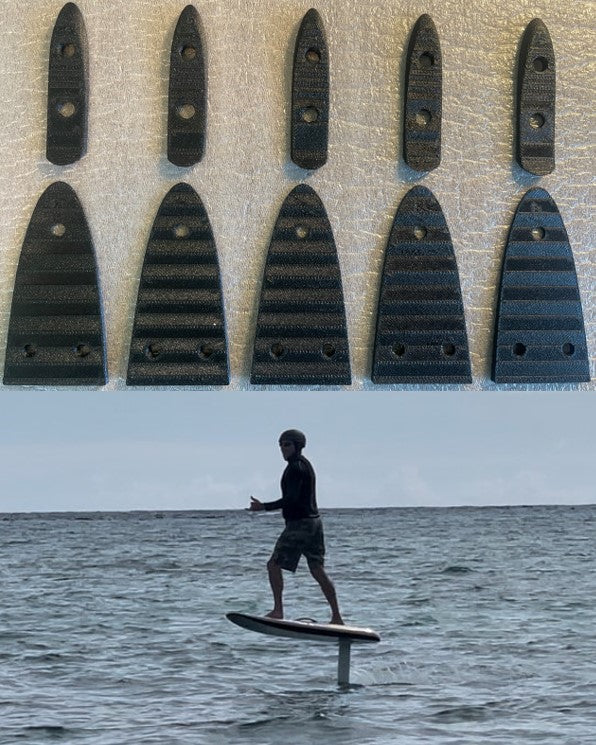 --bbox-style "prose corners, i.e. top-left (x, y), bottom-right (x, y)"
top-left (266, 558), bottom-right (284, 618)
top-left (308, 562), bottom-right (344, 624)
